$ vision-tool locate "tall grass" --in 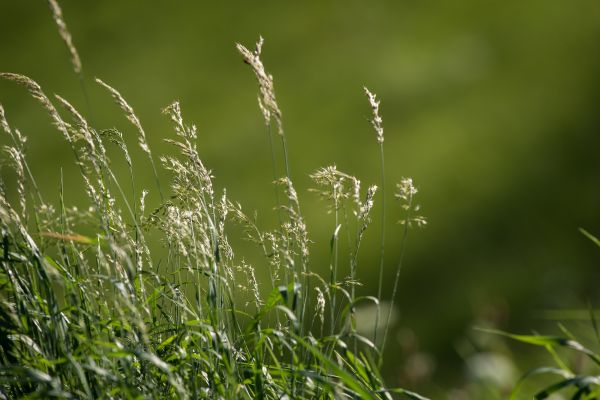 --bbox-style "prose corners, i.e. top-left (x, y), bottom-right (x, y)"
top-left (0, 2), bottom-right (427, 399)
